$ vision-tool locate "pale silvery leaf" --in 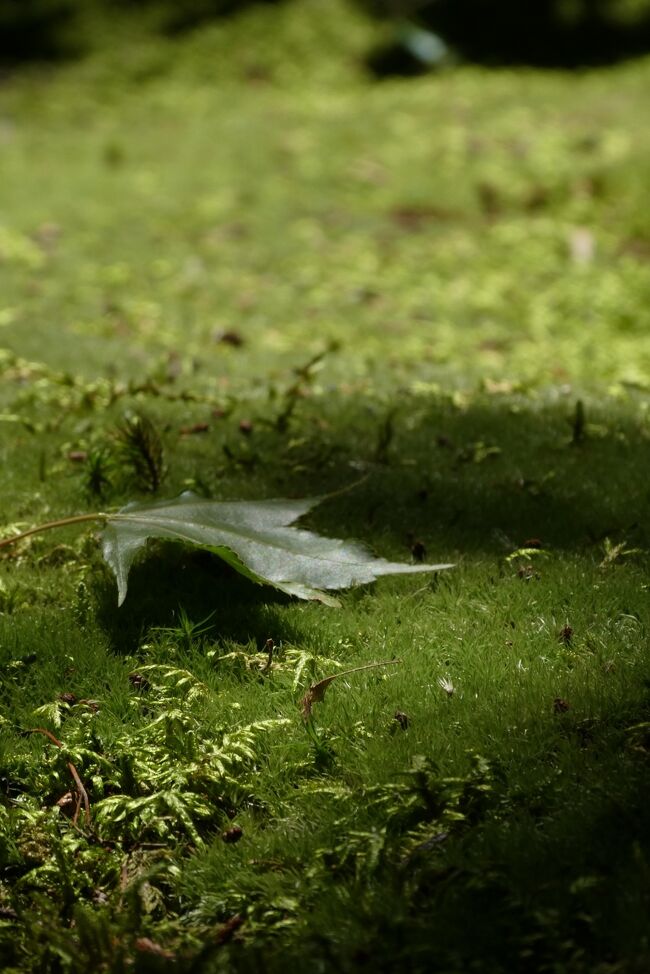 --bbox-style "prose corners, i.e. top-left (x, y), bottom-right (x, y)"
top-left (101, 492), bottom-right (453, 606)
